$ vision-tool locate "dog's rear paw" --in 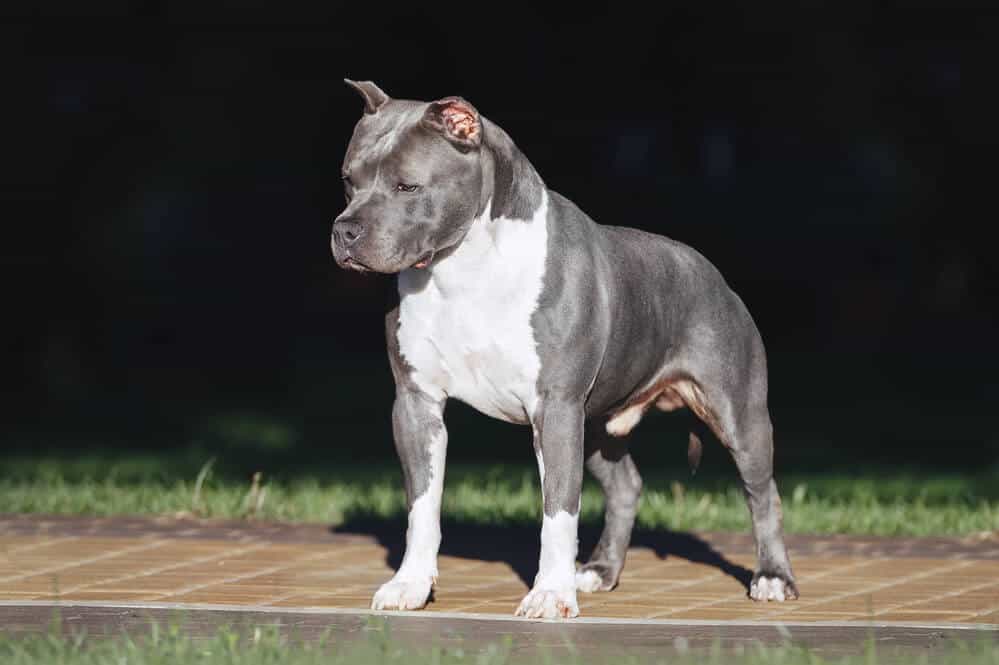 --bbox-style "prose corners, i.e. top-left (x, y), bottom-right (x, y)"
top-left (575, 562), bottom-right (618, 593)
top-left (515, 585), bottom-right (579, 619)
top-left (749, 574), bottom-right (799, 602)
top-left (371, 576), bottom-right (433, 611)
